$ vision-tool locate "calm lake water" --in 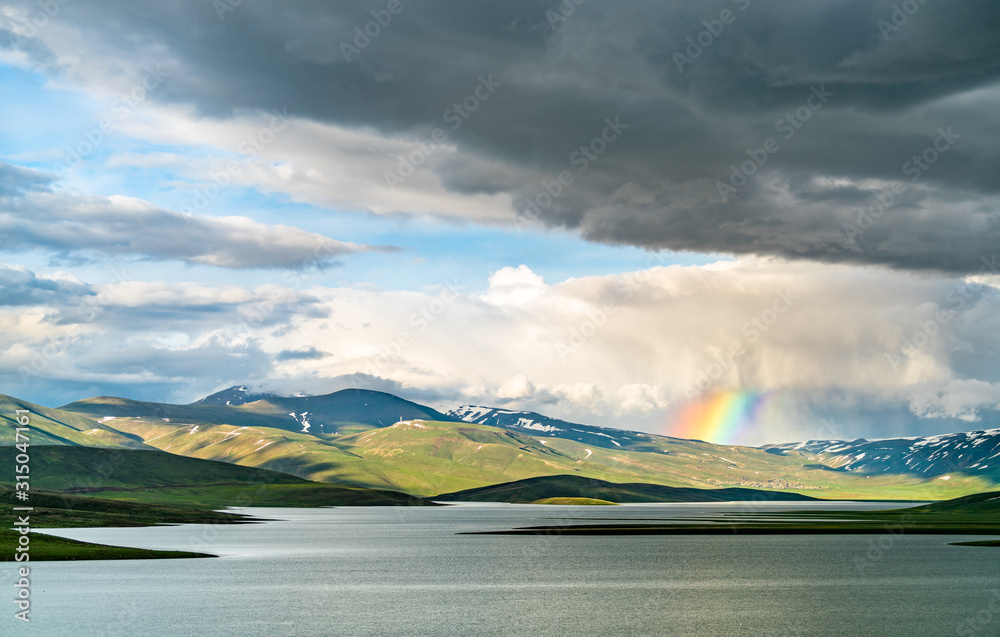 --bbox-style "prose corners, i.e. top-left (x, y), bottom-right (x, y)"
top-left (11, 502), bottom-right (1000, 636)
